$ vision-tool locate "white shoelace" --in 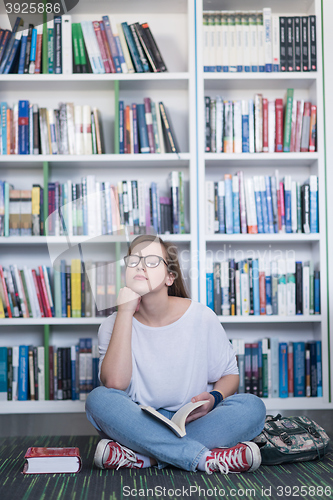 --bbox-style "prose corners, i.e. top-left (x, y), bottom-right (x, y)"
top-left (104, 442), bottom-right (141, 470)
top-left (205, 447), bottom-right (247, 475)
